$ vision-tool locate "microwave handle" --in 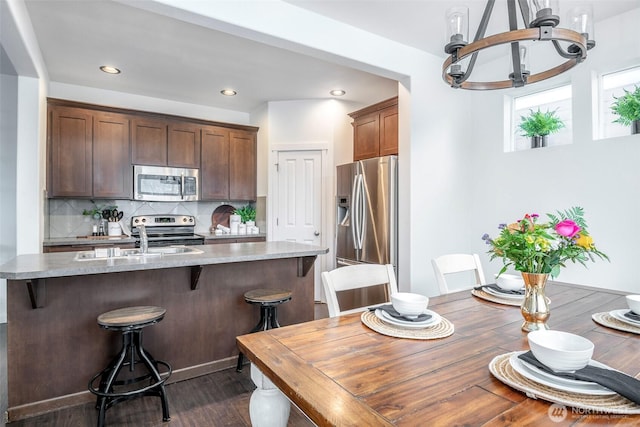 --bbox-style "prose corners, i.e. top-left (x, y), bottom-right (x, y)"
top-left (180, 173), bottom-right (184, 200)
